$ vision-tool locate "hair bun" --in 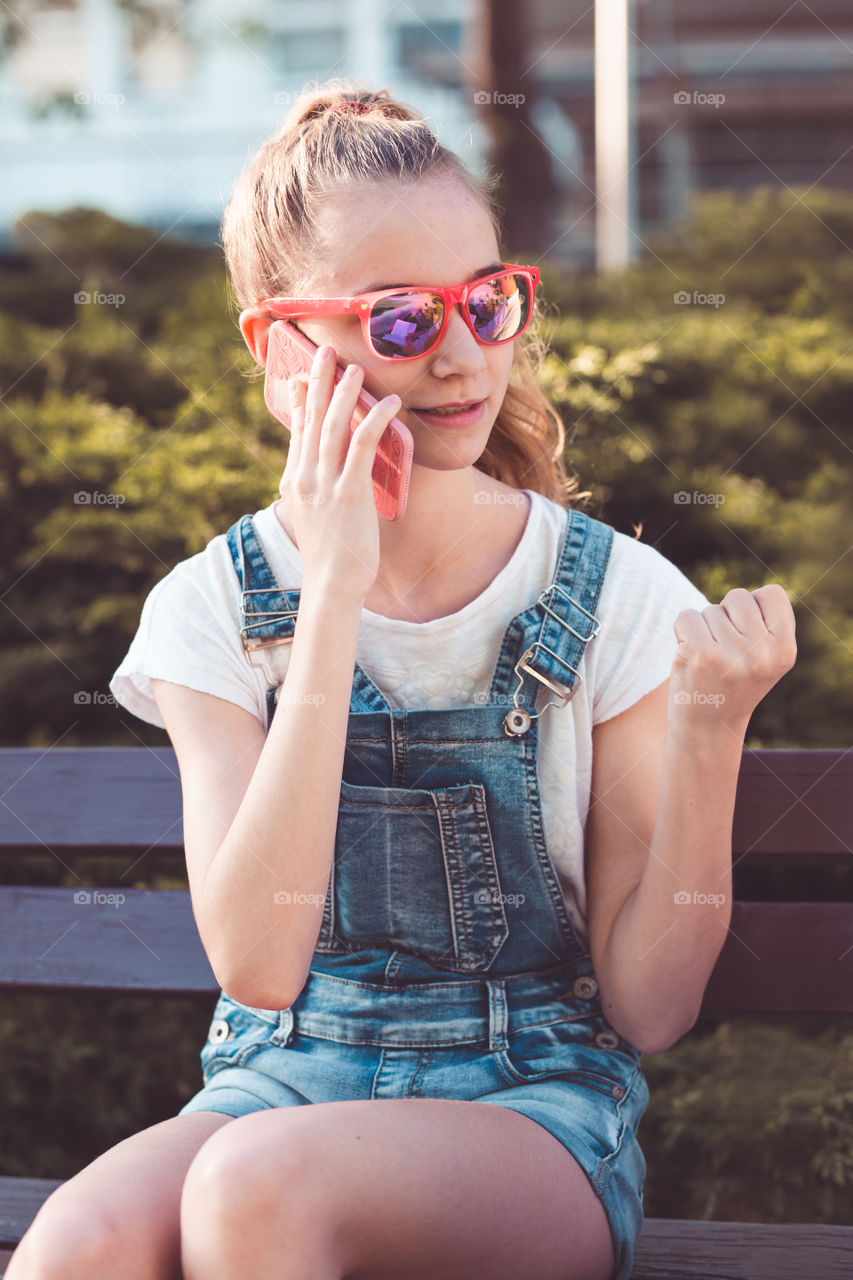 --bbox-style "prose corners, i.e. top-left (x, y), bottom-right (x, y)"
top-left (279, 82), bottom-right (425, 134)
top-left (328, 99), bottom-right (373, 116)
